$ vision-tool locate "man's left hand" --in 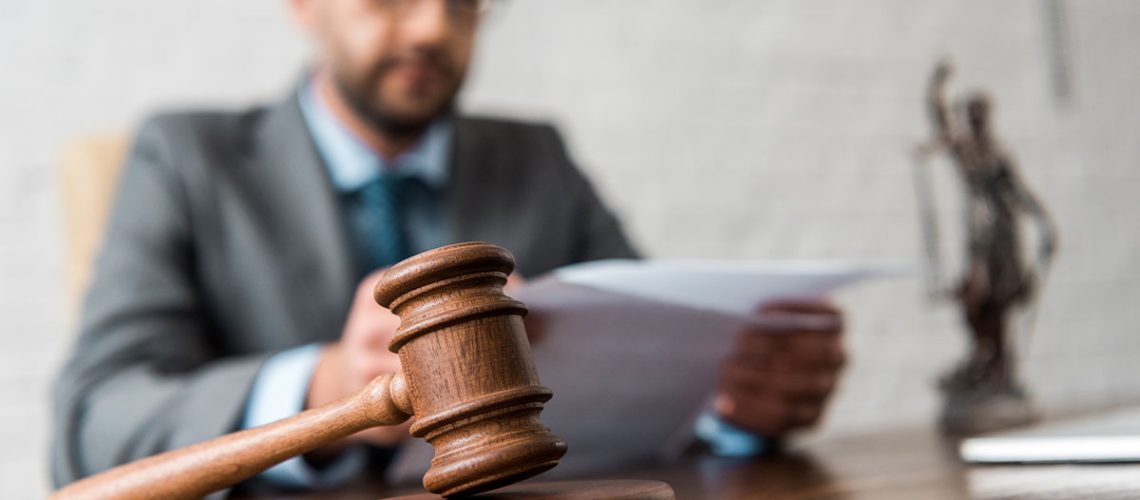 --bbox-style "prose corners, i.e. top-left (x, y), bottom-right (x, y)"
top-left (715, 299), bottom-right (846, 436)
